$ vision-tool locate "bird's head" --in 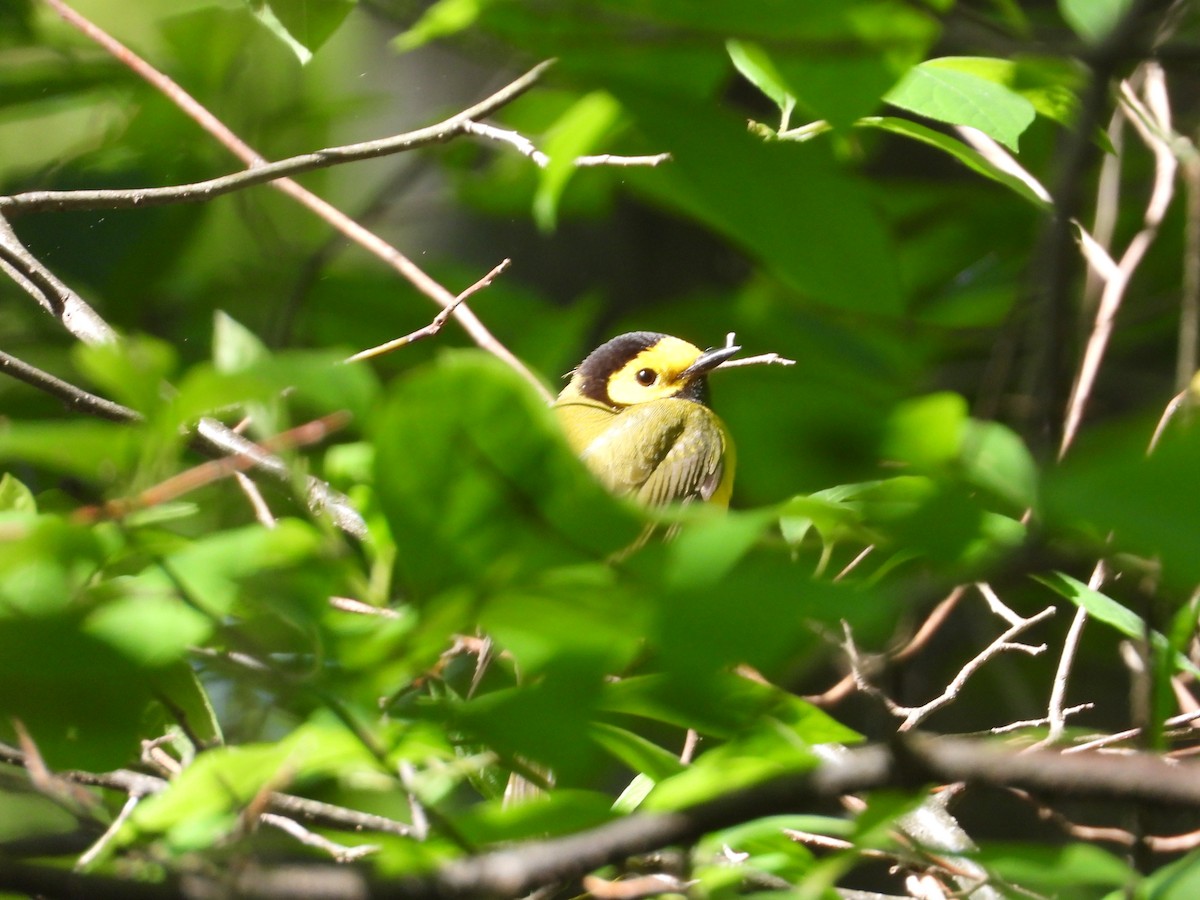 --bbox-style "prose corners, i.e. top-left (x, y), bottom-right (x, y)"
top-left (563, 331), bottom-right (739, 409)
